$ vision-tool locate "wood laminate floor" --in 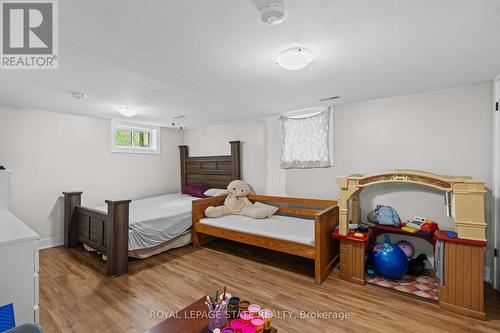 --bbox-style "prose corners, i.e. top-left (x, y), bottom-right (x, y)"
top-left (40, 240), bottom-right (500, 333)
